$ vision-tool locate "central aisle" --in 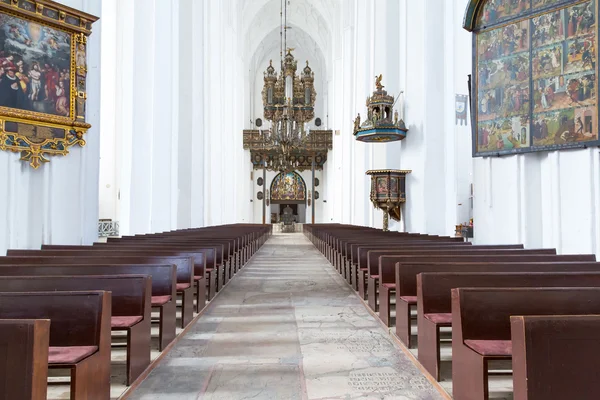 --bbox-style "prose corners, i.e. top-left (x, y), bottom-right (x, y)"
top-left (130, 233), bottom-right (443, 400)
